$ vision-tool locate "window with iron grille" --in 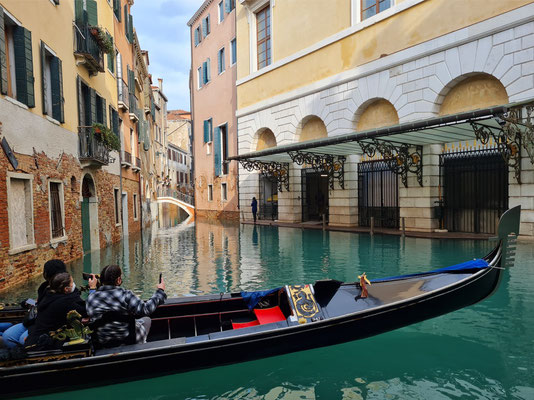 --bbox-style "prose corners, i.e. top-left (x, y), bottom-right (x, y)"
top-left (361, 0), bottom-right (392, 21)
top-left (49, 182), bottom-right (64, 239)
top-left (256, 5), bottom-right (271, 69)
